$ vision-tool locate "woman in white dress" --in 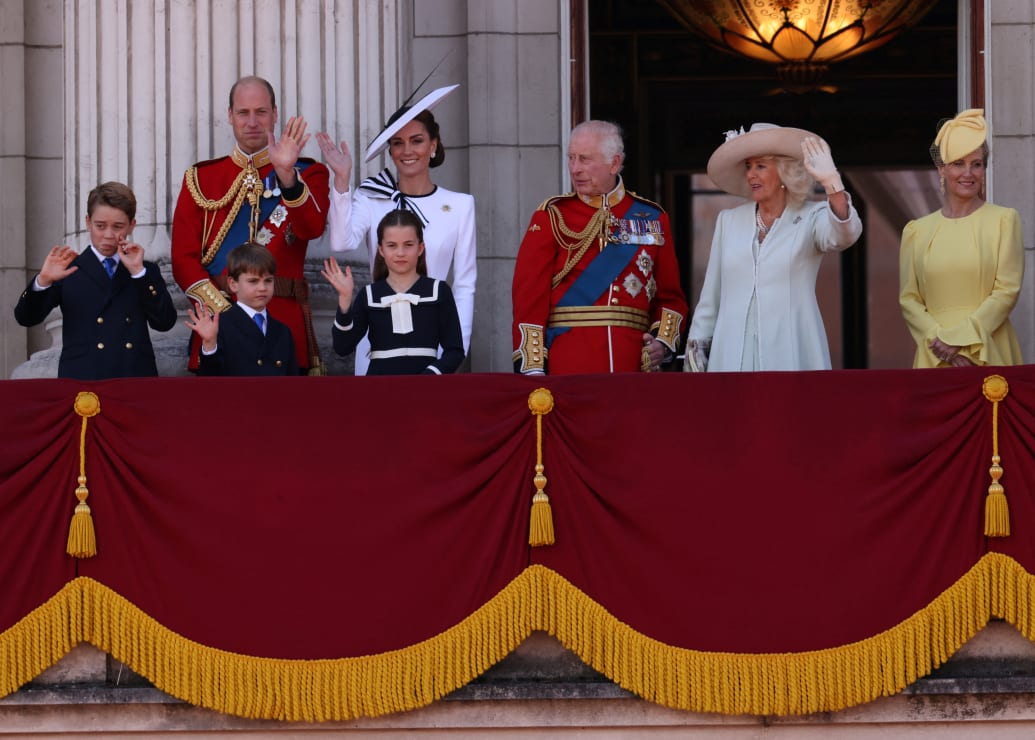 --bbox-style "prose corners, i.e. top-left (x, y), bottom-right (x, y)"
top-left (316, 85), bottom-right (476, 375)
top-left (685, 124), bottom-right (862, 372)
